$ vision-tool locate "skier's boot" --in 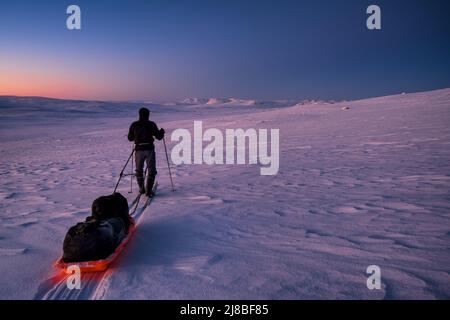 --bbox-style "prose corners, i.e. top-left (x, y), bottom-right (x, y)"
top-left (137, 176), bottom-right (146, 194)
top-left (146, 176), bottom-right (155, 197)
